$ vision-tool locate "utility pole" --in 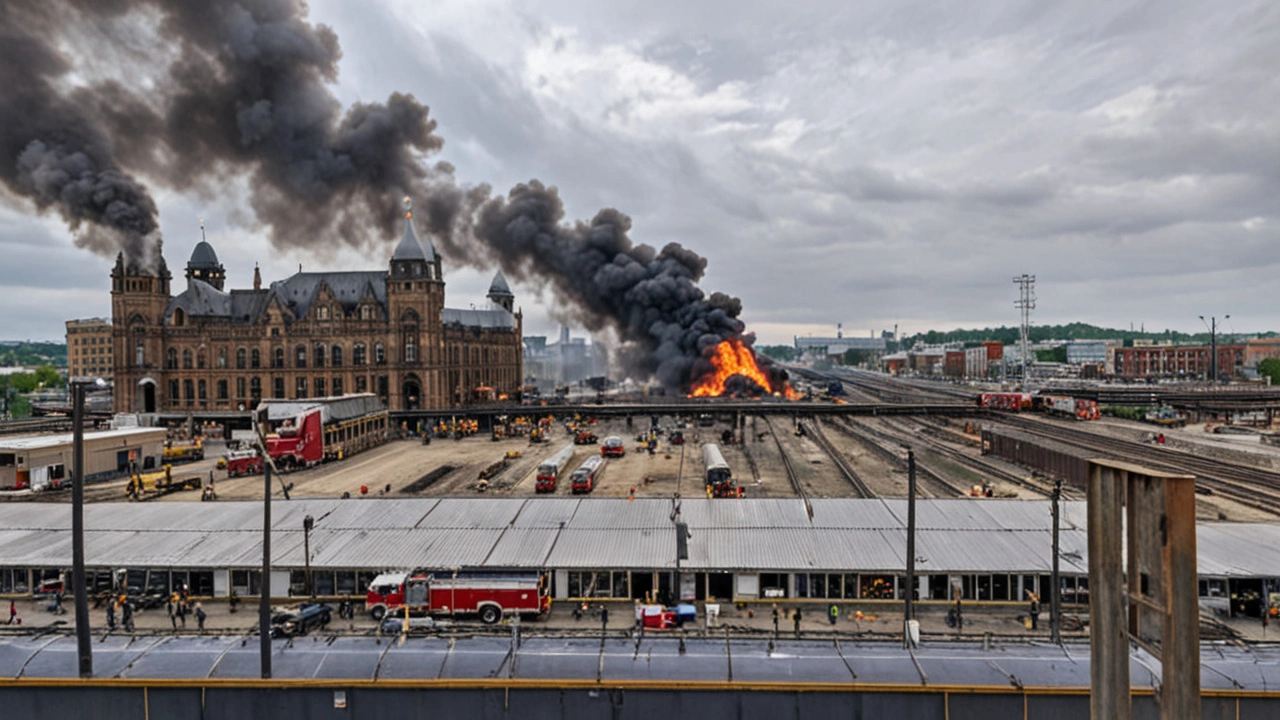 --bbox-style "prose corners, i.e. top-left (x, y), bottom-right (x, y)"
top-left (1199, 315), bottom-right (1229, 384)
top-left (1013, 275), bottom-right (1036, 386)
top-left (70, 378), bottom-right (100, 678)
top-left (1050, 478), bottom-right (1062, 644)
top-left (304, 515), bottom-right (315, 600)
top-left (904, 448), bottom-right (917, 647)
